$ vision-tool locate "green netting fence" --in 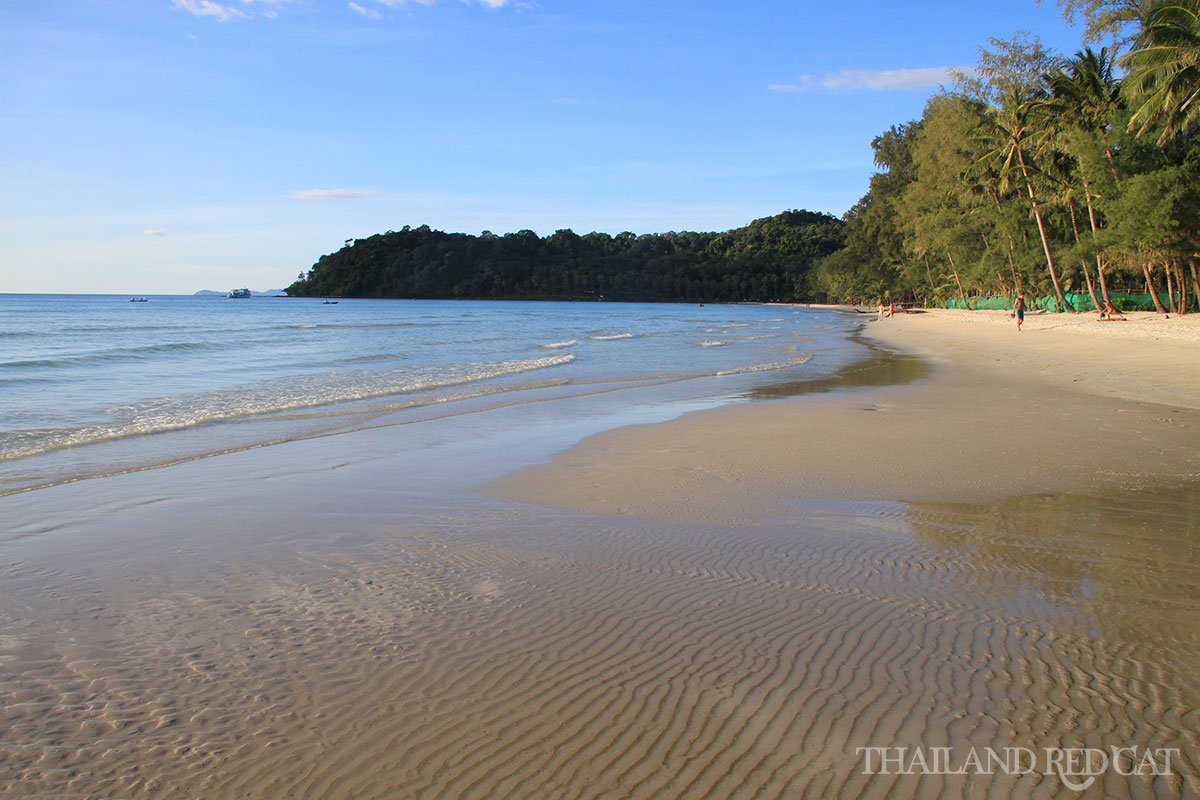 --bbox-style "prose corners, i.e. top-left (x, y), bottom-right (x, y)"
top-left (946, 291), bottom-right (1171, 312)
